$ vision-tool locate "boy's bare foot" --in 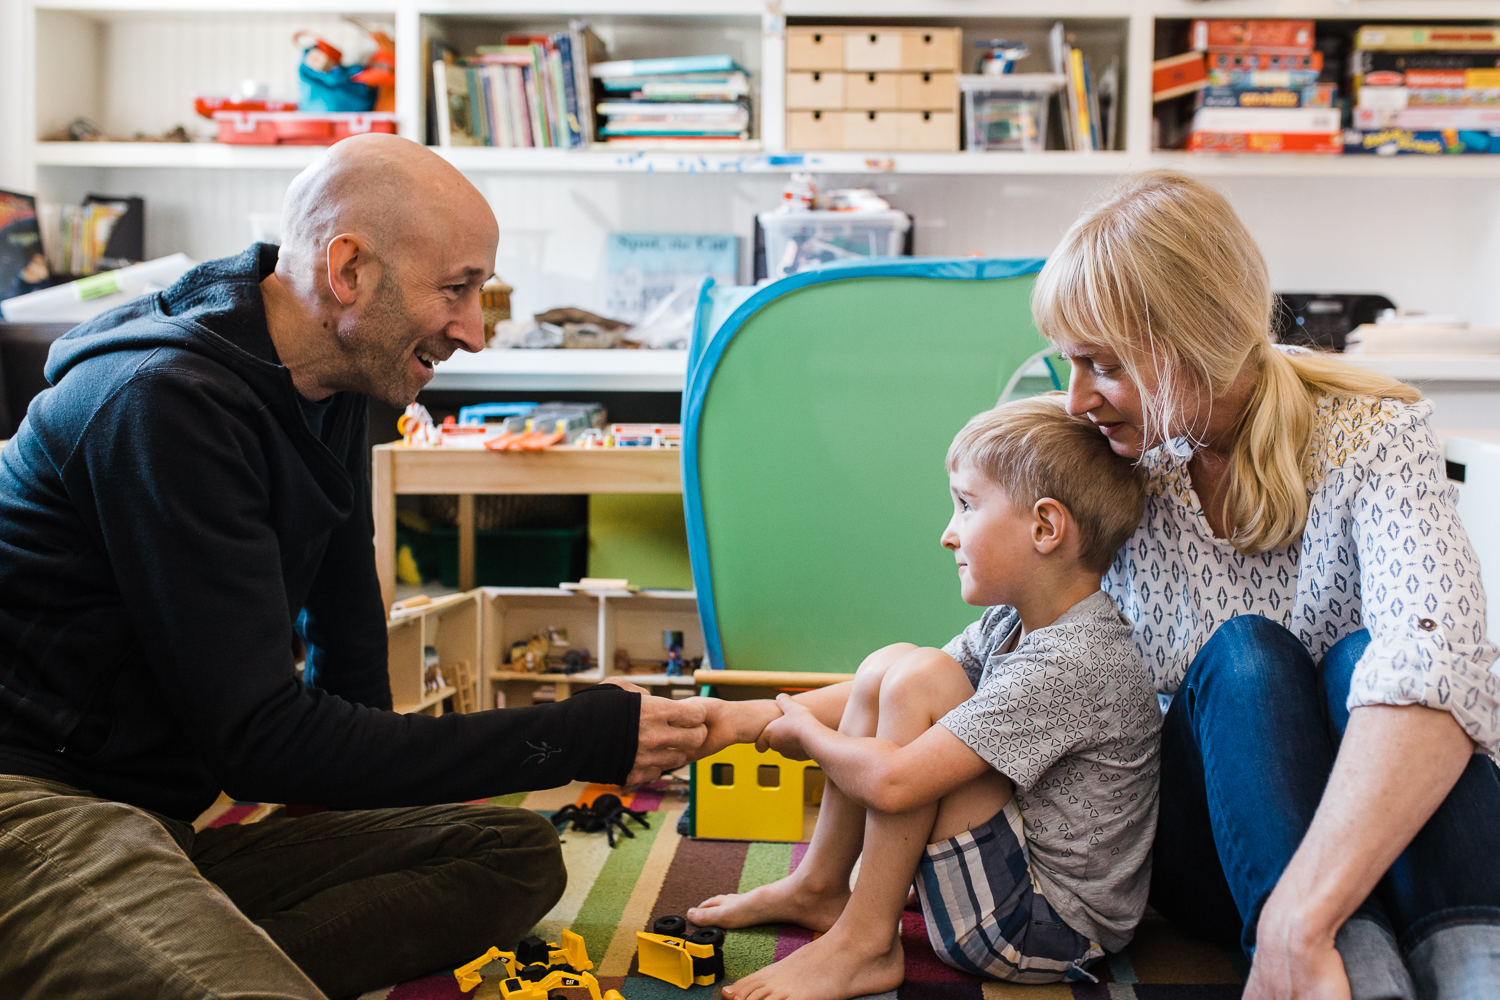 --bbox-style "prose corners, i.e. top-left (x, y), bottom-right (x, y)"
top-left (687, 873), bottom-right (850, 932)
top-left (719, 923), bottom-right (904, 1000)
